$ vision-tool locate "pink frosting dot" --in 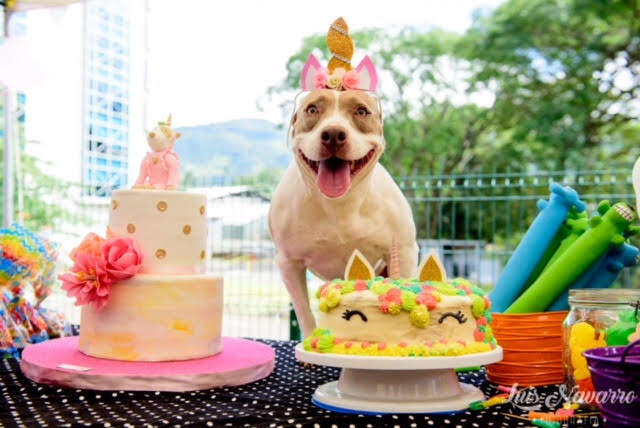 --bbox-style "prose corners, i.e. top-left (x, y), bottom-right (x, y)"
top-left (399, 341), bottom-right (408, 348)
top-left (361, 341), bottom-right (371, 348)
top-left (378, 343), bottom-right (387, 350)
top-left (354, 280), bottom-right (368, 291)
top-left (344, 342), bottom-right (353, 349)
